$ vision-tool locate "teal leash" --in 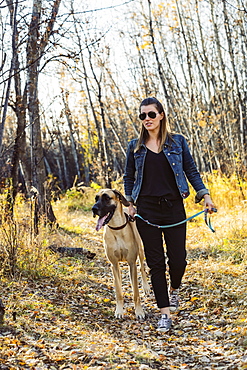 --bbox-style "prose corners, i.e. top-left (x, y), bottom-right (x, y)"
top-left (204, 208), bottom-right (217, 233)
top-left (135, 208), bottom-right (217, 233)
